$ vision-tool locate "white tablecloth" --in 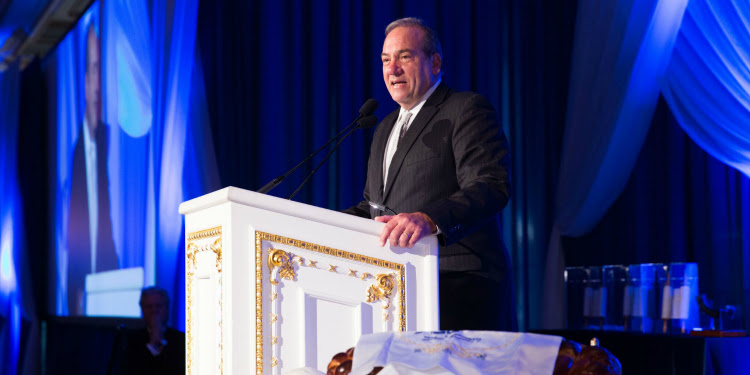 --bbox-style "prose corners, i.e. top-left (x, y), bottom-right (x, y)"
top-left (349, 331), bottom-right (562, 375)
